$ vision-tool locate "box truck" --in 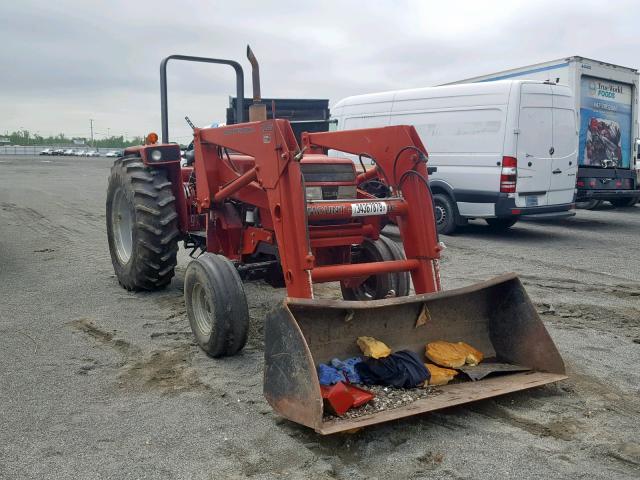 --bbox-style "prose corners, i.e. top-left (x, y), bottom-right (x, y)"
top-left (331, 80), bottom-right (577, 234)
top-left (447, 56), bottom-right (639, 208)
